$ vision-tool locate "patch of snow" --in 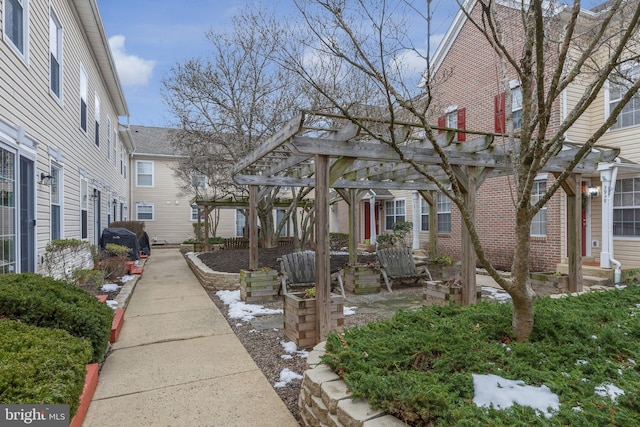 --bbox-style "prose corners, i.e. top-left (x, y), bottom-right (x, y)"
top-left (344, 306), bottom-right (357, 316)
top-left (591, 335), bottom-right (598, 340)
top-left (249, 329), bottom-right (259, 333)
top-left (615, 284), bottom-right (627, 290)
top-left (576, 360), bottom-right (589, 365)
top-left (215, 290), bottom-right (282, 322)
top-left (106, 300), bottom-right (118, 309)
top-left (629, 359), bottom-right (636, 365)
top-left (595, 383), bottom-right (624, 402)
top-left (274, 368), bottom-right (303, 388)
top-left (281, 355), bottom-right (293, 360)
top-left (472, 373), bottom-right (559, 419)
top-left (120, 275), bottom-right (135, 283)
top-left (482, 286), bottom-right (512, 302)
top-left (572, 406), bottom-right (582, 412)
top-left (101, 283), bottom-right (121, 292)
top-left (280, 340), bottom-right (309, 358)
